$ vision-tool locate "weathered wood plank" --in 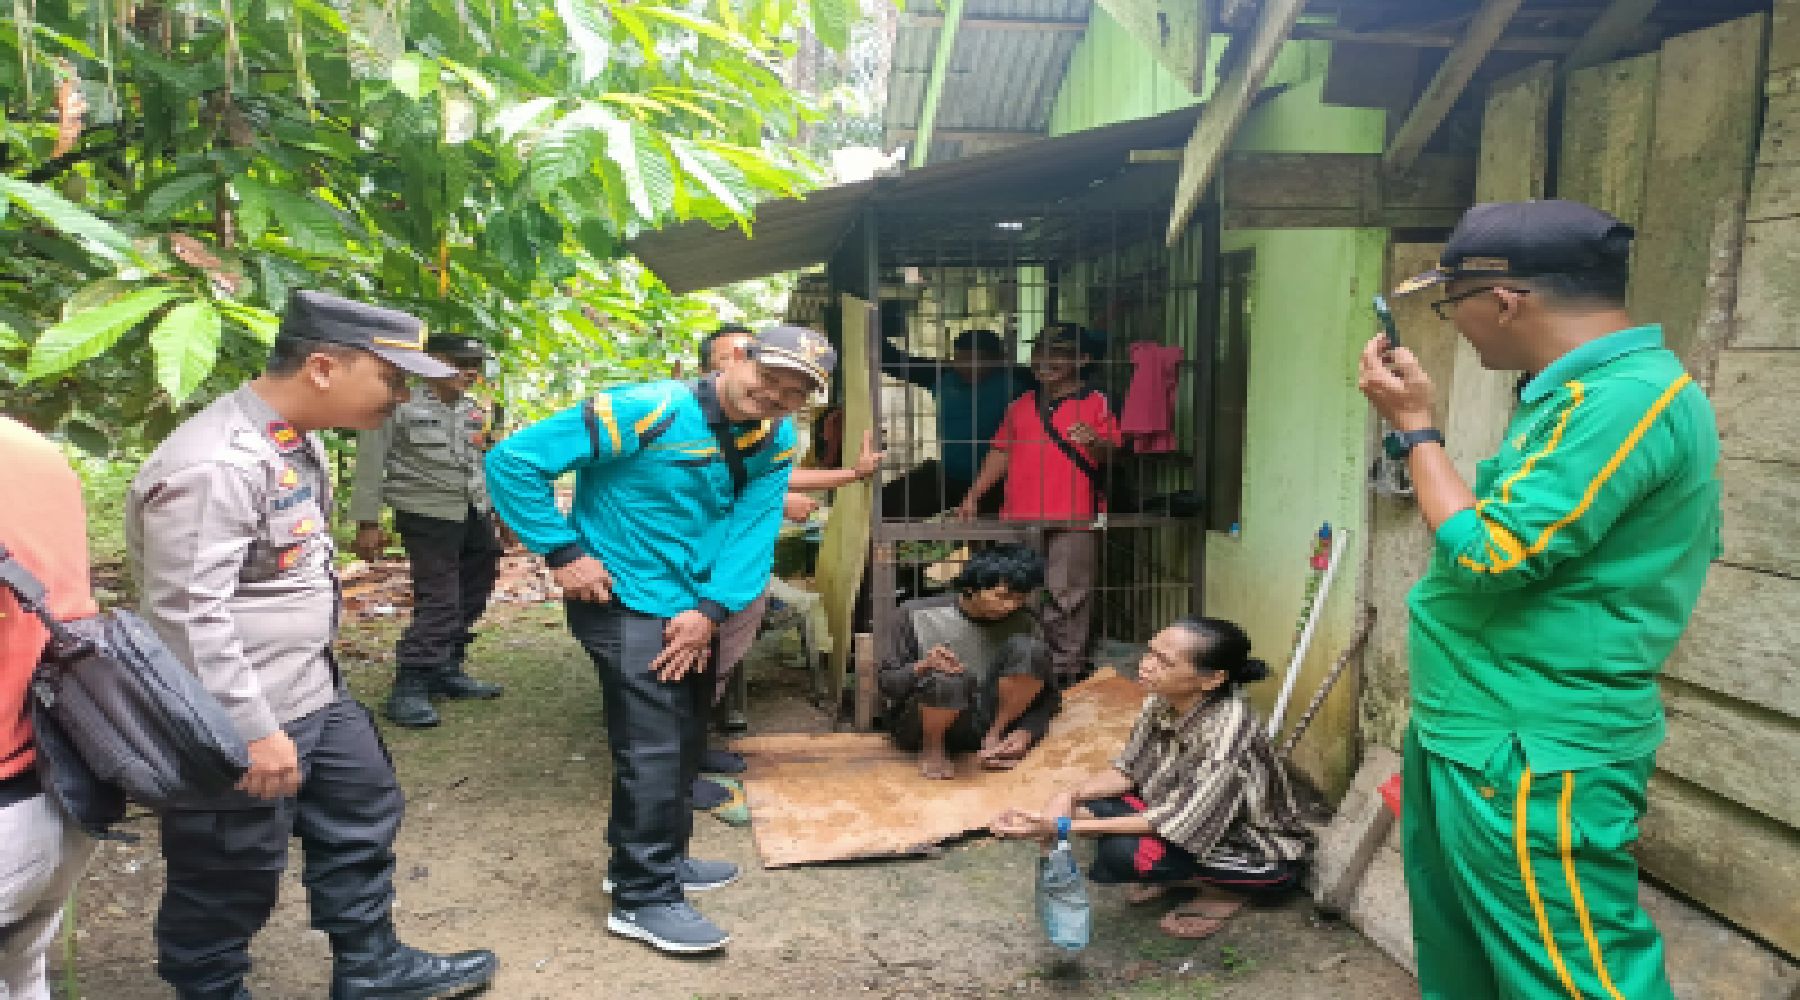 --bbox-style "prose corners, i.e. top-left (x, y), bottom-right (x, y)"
top-left (1164, 0), bottom-right (1306, 245)
top-left (1443, 63), bottom-right (1551, 482)
top-left (1713, 350), bottom-right (1800, 464)
top-left (1638, 772), bottom-right (1800, 960)
top-left (1384, 0), bottom-right (1526, 177)
top-left (1632, 14), bottom-right (1766, 371)
top-left (1720, 457), bottom-right (1800, 578)
top-left (1658, 678), bottom-right (1800, 828)
top-left (1731, 219), bottom-right (1800, 348)
top-left (819, 295), bottom-right (875, 716)
top-left (1558, 53), bottom-right (1657, 228)
top-left (1746, 93), bottom-right (1800, 223)
top-left (1561, 0), bottom-right (1660, 72)
top-left (1666, 564), bottom-right (1800, 719)
top-left (1771, 0), bottom-right (1800, 74)
top-left (1093, 0), bottom-right (1210, 94)
top-left (1219, 153), bottom-right (1474, 229)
